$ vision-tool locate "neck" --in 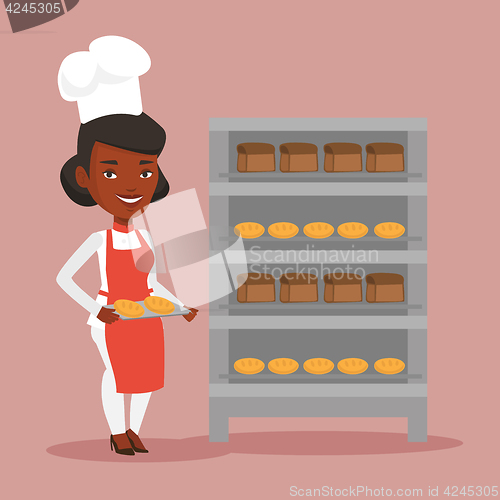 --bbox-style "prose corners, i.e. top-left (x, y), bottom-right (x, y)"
top-left (114, 216), bottom-right (131, 227)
